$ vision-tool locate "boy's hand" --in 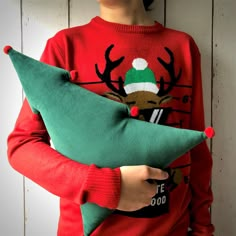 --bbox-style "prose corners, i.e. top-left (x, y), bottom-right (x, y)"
top-left (117, 165), bottom-right (169, 212)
